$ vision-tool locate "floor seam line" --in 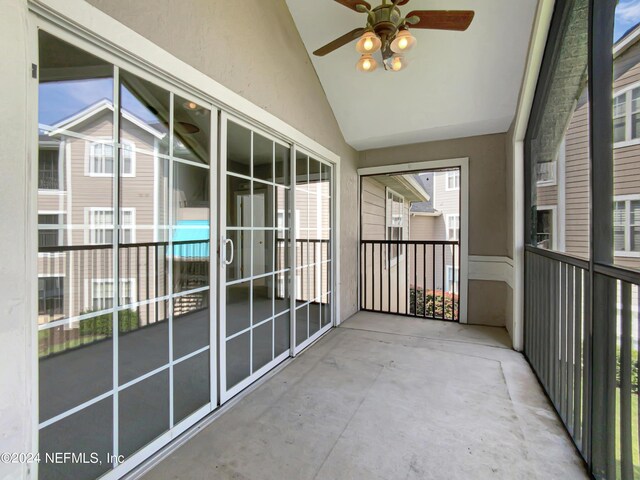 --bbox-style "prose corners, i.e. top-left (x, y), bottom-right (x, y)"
top-left (338, 325), bottom-right (513, 351)
top-left (311, 363), bottom-right (385, 480)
